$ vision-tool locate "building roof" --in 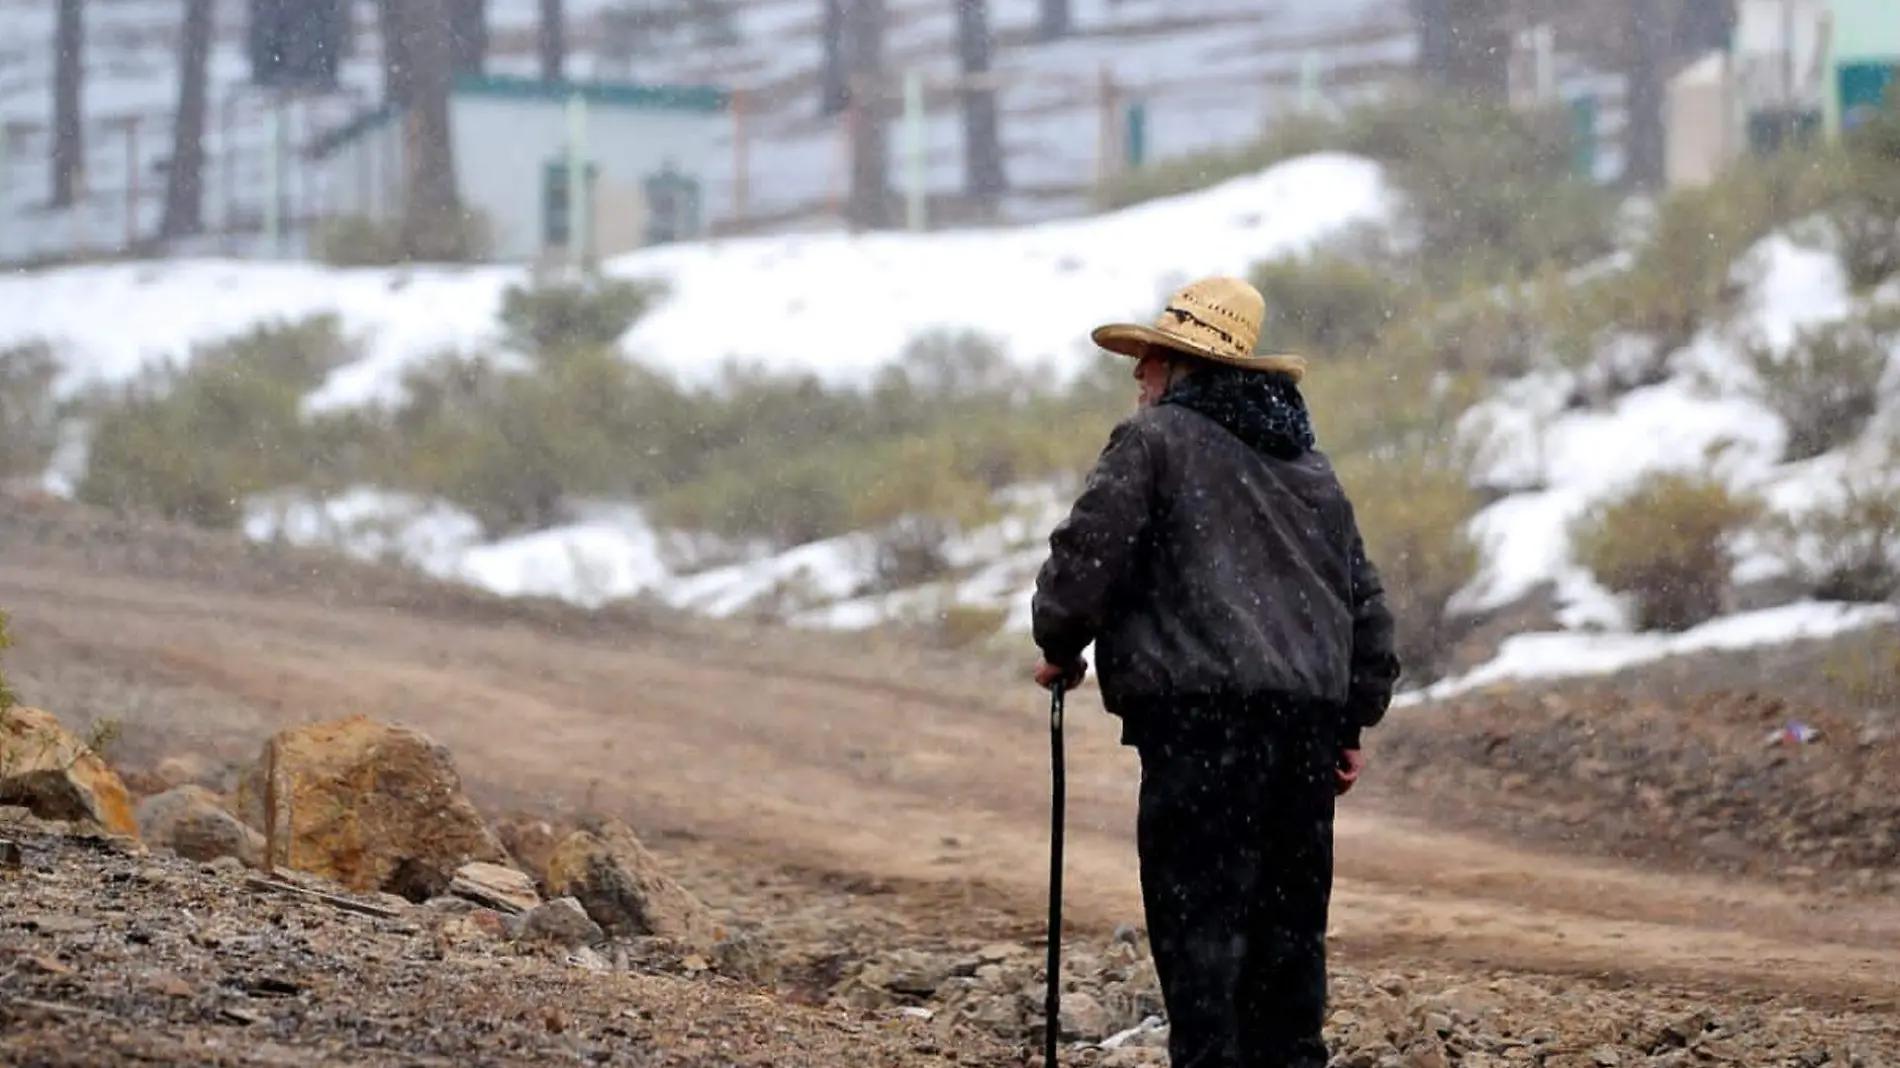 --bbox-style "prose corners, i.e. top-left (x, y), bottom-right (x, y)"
top-left (308, 74), bottom-right (728, 161)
